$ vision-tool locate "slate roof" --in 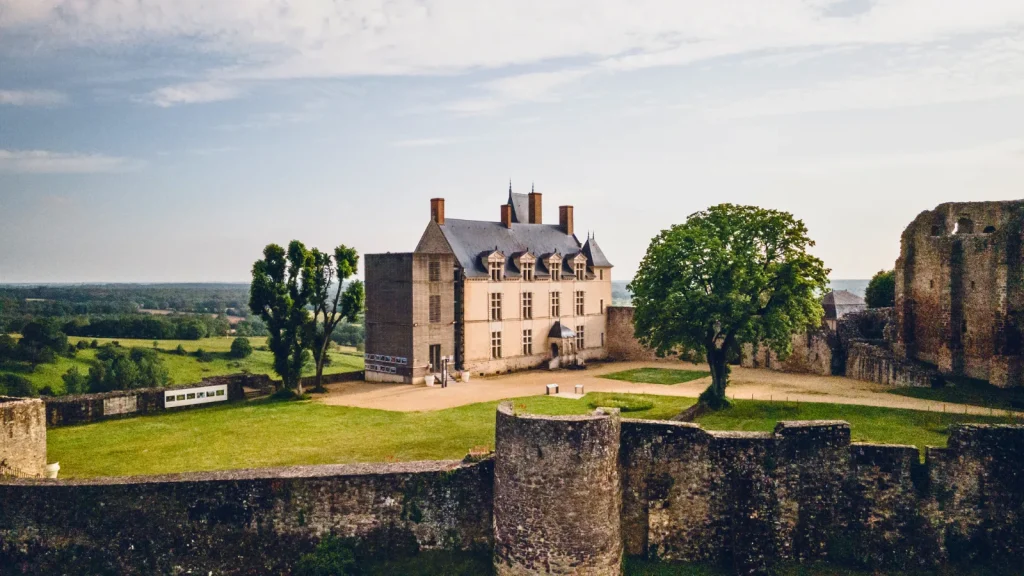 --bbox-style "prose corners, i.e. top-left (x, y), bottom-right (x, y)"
top-left (438, 219), bottom-right (585, 278)
top-left (822, 289), bottom-right (866, 320)
top-left (548, 321), bottom-right (576, 339)
top-left (508, 192), bottom-right (530, 224)
top-left (582, 237), bottom-right (612, 268)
